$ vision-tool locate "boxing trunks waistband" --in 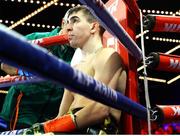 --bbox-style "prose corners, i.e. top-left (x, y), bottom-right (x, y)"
top-left (69, 107), bottom-right (120, 134)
